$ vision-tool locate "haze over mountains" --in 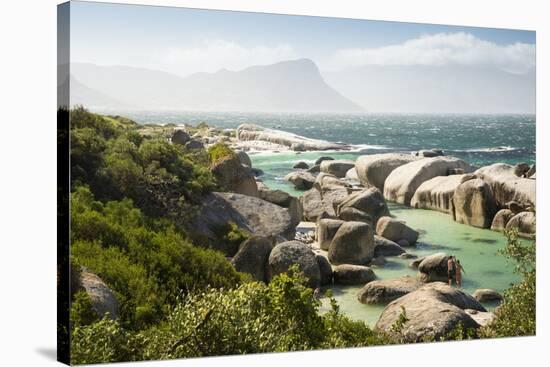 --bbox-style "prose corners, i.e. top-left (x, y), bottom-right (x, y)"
top-left (69, 58), bottom-right (535, 114)
top-left (70, 59), bottom-right (363, 113)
